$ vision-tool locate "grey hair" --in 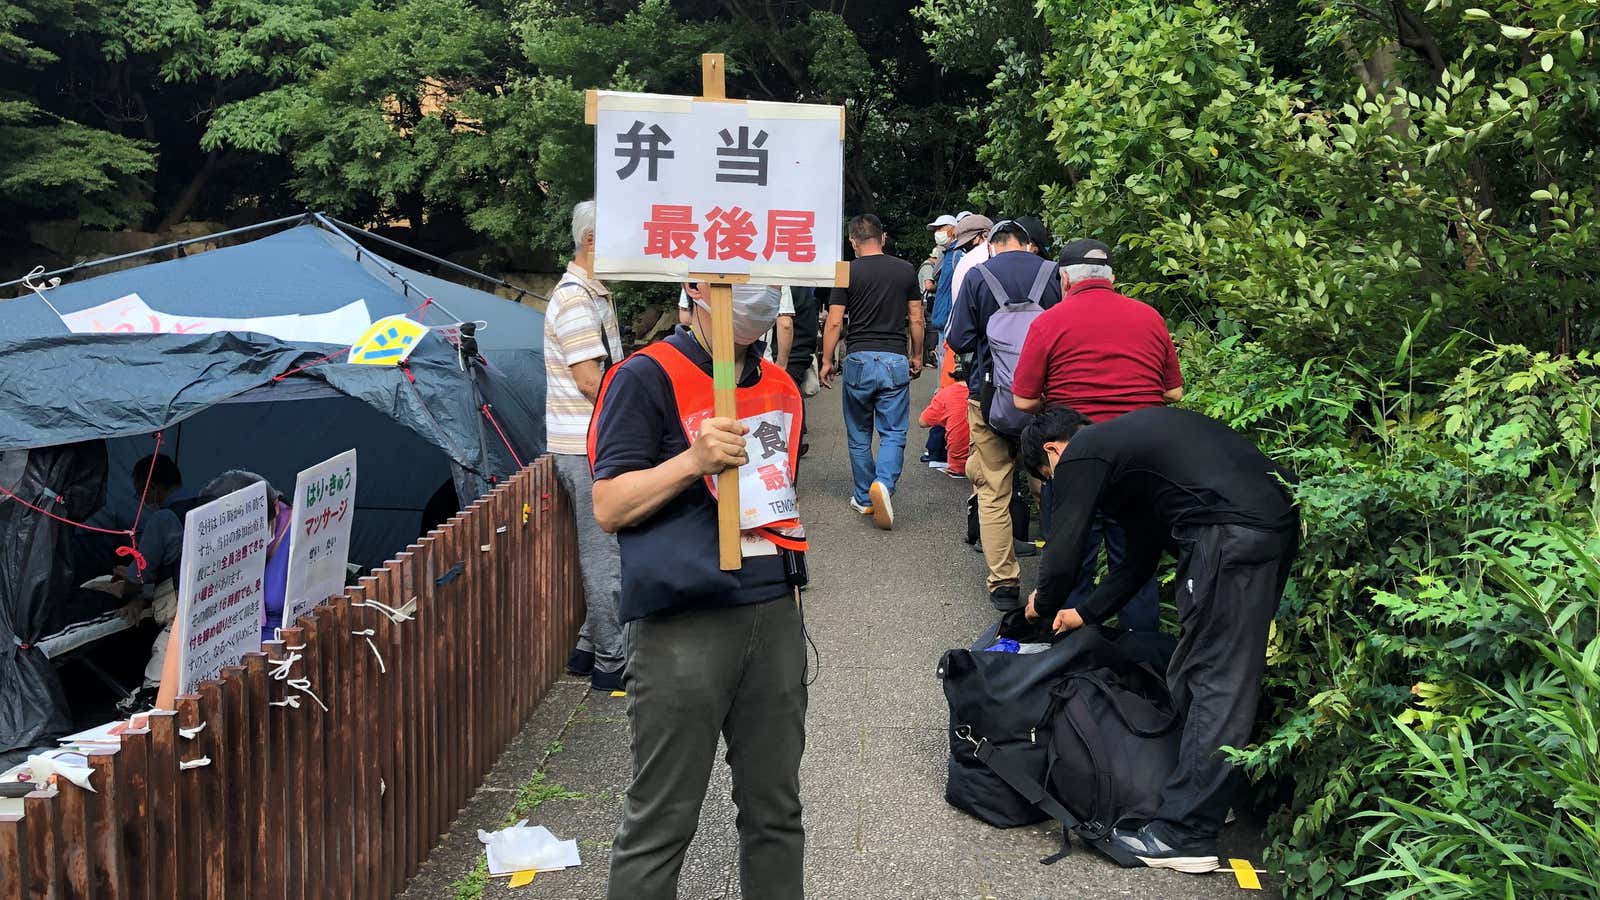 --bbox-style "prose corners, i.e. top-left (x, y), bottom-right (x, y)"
top-left (198, 469), bottom-right (281, 507)
top-left (571, 200), bottom-right (597, 249)
top-left (1064, 263), bottom-right (1114, 284)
